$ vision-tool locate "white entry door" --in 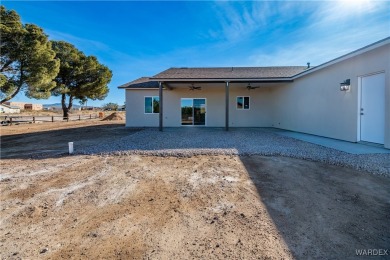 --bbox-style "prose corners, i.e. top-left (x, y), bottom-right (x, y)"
top-left (360, 73), bottom-right (385, 144)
